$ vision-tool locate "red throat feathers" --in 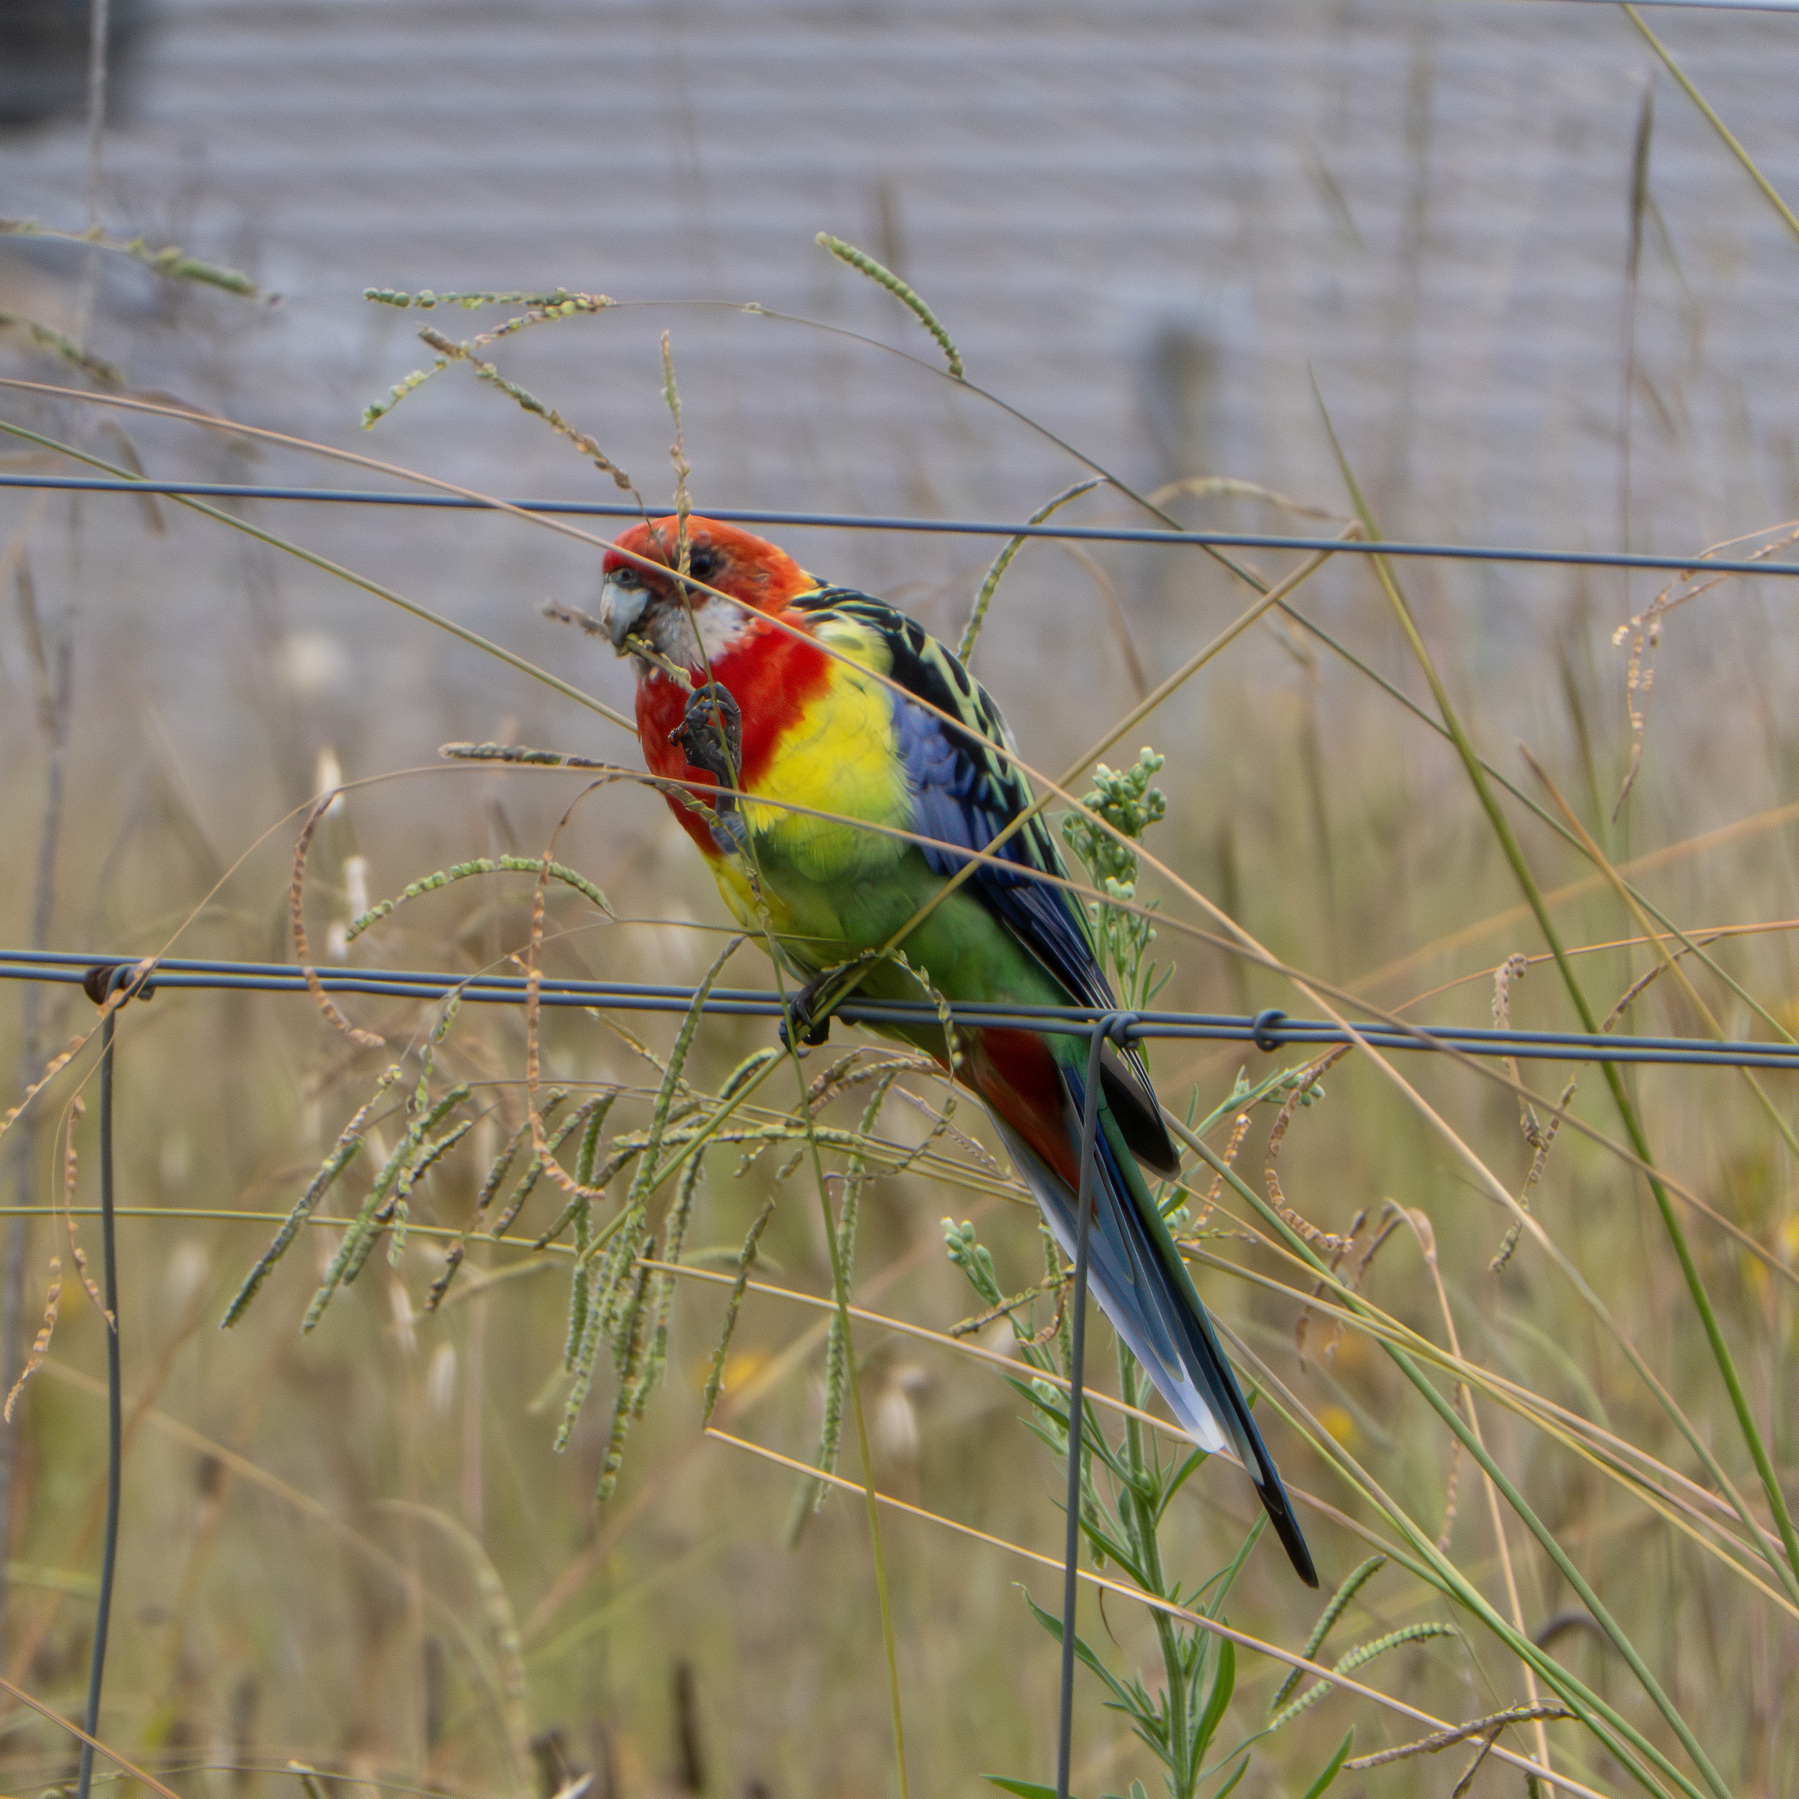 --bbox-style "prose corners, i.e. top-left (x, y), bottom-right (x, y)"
top-left (604, 517), bottom-right (834, 855)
